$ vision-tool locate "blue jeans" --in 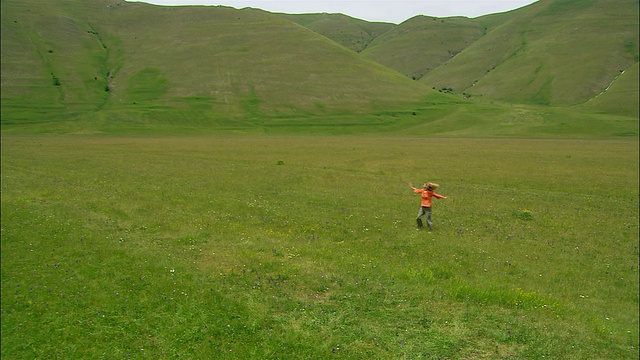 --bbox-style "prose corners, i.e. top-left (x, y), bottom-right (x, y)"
top-left (416, 206), bottom-right (432, 229)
